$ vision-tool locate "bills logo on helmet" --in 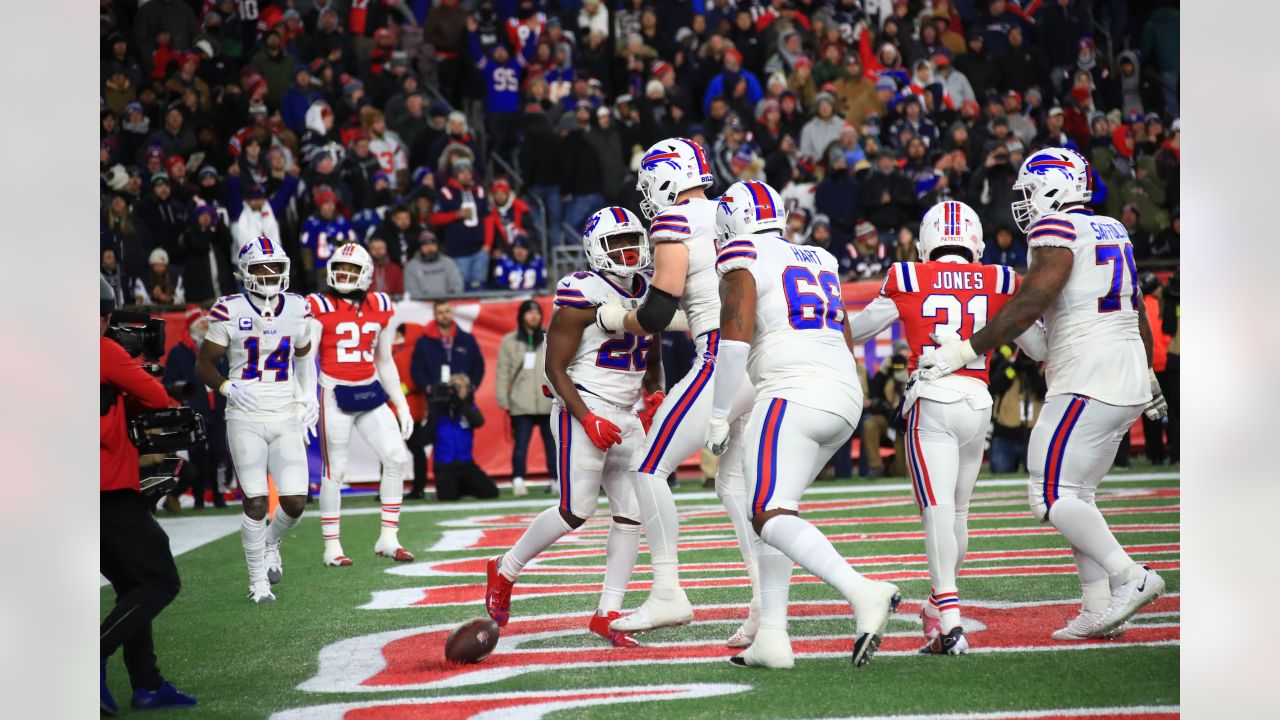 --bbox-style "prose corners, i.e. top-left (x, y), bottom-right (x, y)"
top-left (641, 150), bottom-right (683, 172)
top-left (1025, 154), bottom-right (1076, 179)
top-left (582, 214), bottom-right (601, 237)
